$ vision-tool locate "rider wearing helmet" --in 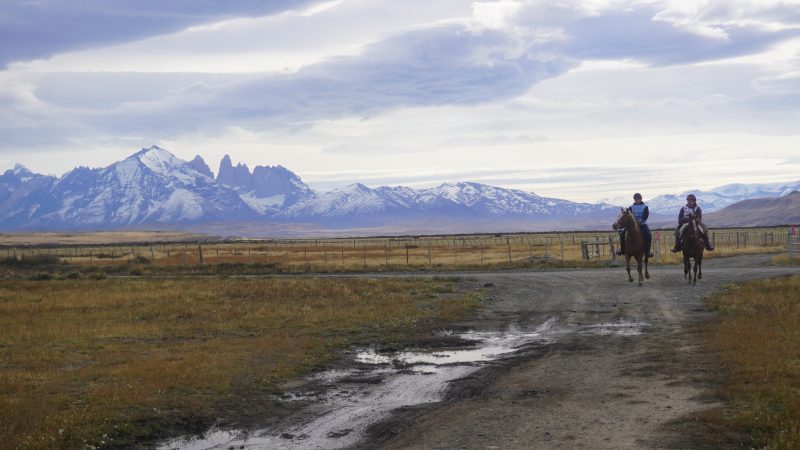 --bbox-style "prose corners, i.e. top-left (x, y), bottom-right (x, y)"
top-left (670, 194), bottom-right (714, 252)
top-left (616, 192), bottom-right (654, 258)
